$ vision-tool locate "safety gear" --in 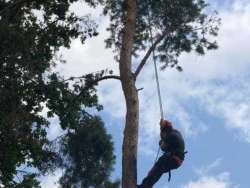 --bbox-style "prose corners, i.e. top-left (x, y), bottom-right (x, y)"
top-left (160, 128), bottom-right (185, 157)
top-left (139, 120), bottom-right (186, 187)
top-left (138, 153), bottom-right (183, 188)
